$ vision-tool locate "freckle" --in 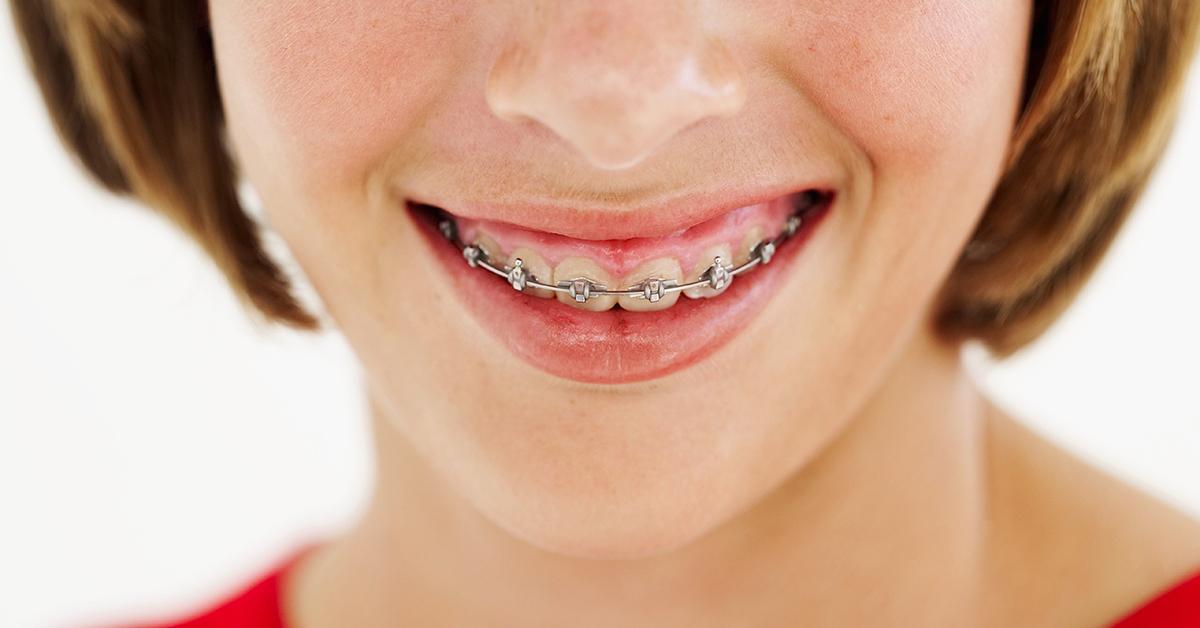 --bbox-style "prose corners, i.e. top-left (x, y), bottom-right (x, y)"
top-left (883, 114), bottom-right (896, 123)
